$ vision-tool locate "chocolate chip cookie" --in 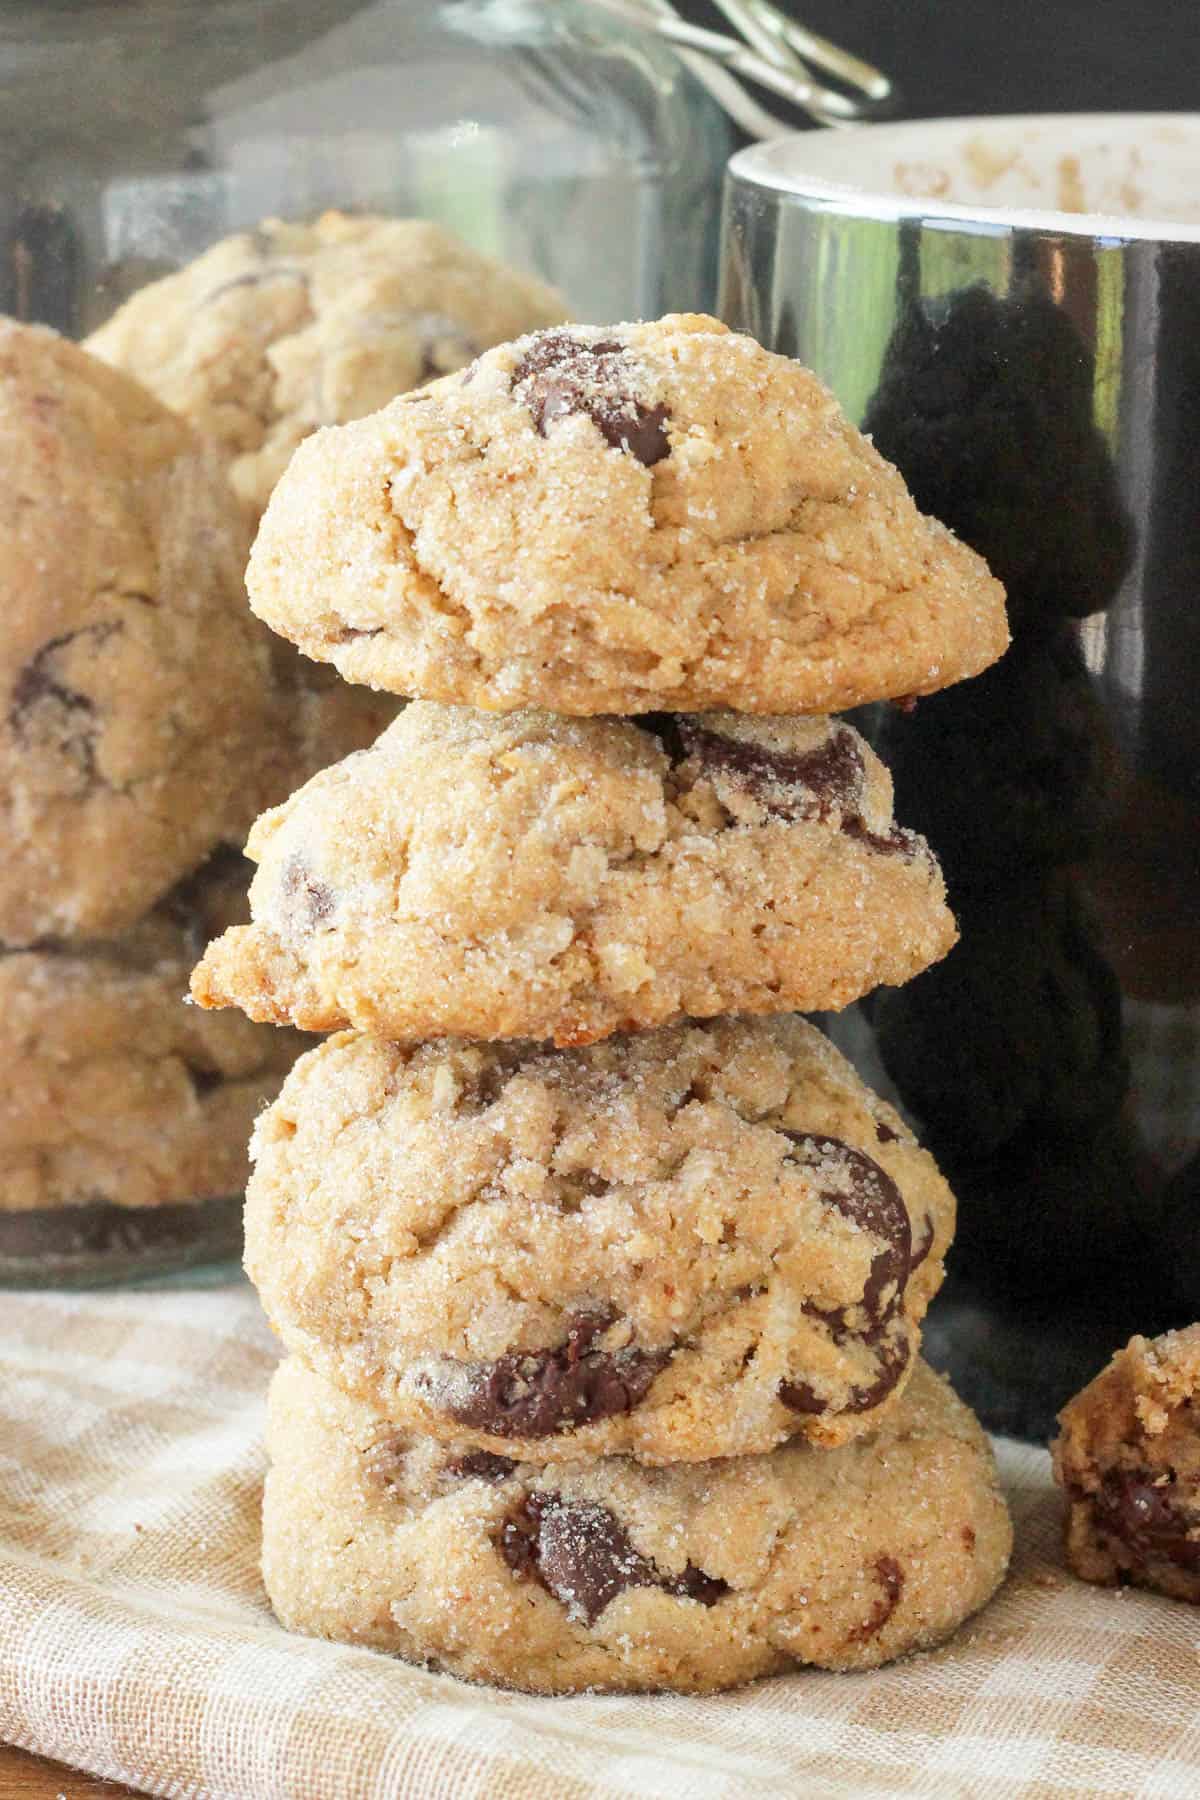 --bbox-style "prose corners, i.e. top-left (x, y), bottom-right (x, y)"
top-left (0, 321), bottom-right (283, 946)
top-left (263, 1354), bottom-right (1010, 1693)
top-left (244, 314), bottom-right (1009, 715)
top-left (1053, 1325), bottom-right (1200, 1603)
top-left (245, 1015), bottom-right (956, 1463)
top-left (86, 212), bottom-right (566, 517)
top-left (1, 849), bottom-right (305, 1214)
top-left (190, 702), bottom-right (956, 1044)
